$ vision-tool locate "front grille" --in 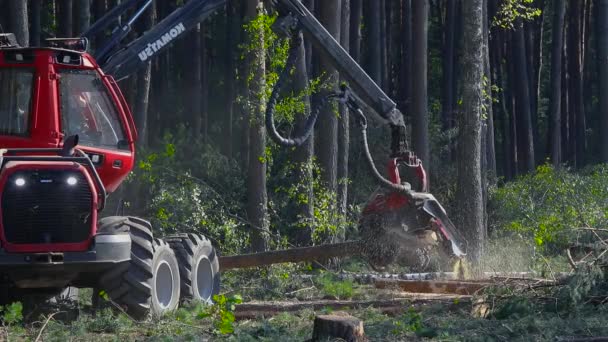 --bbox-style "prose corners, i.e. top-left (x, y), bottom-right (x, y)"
top-left (1, 170), bottom-right (93, 244)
